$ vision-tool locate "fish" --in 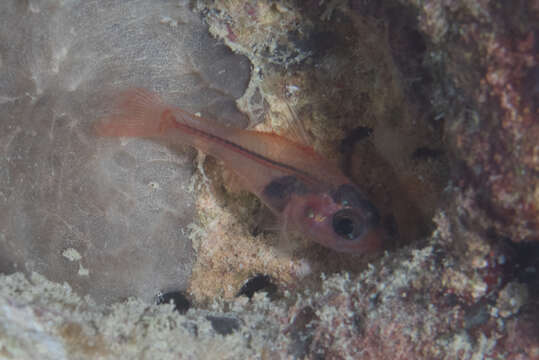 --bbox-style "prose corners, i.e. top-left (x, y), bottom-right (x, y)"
top-left (95, 88), bottom-right (383, 253)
